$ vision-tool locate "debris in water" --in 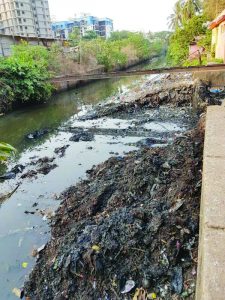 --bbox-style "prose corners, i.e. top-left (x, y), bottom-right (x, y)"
top-left (12, 287), bottom-right (24, 298)
top-left (22, 262), bottom-right (28, 269)
top-left (26, 129), bottom-right (49, 140)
